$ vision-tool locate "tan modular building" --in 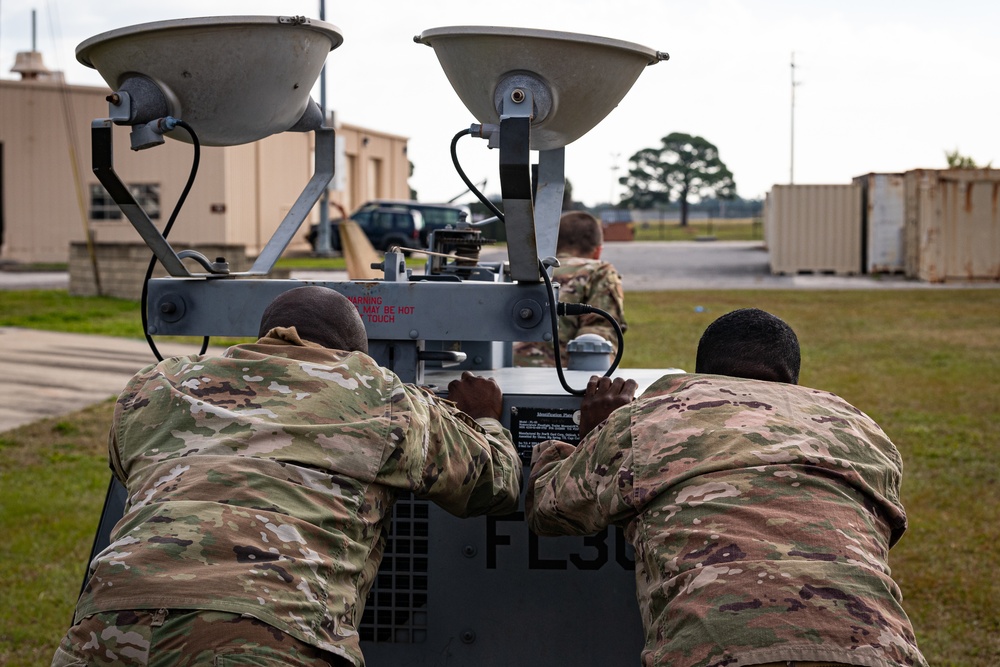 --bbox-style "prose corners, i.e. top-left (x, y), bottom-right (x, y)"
top-left (0, 61), bottom-right (409, 265)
